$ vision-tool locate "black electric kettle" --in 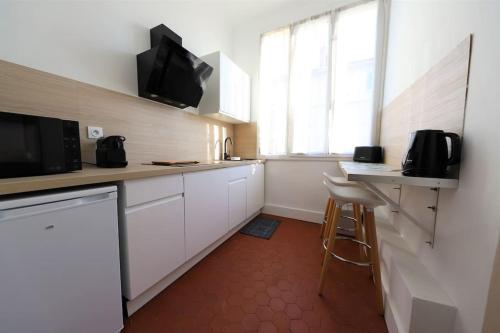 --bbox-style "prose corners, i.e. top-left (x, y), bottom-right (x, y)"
top-left (402, 130), bottom-right (461, 178)
top-left (96, 136), bottom-right (128, 168)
